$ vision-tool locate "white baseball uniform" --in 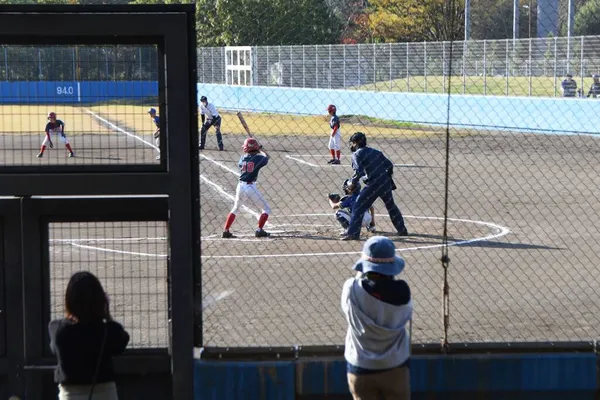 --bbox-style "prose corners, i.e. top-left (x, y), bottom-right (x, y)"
top-left (328, 114), bottom-right (341, 151)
